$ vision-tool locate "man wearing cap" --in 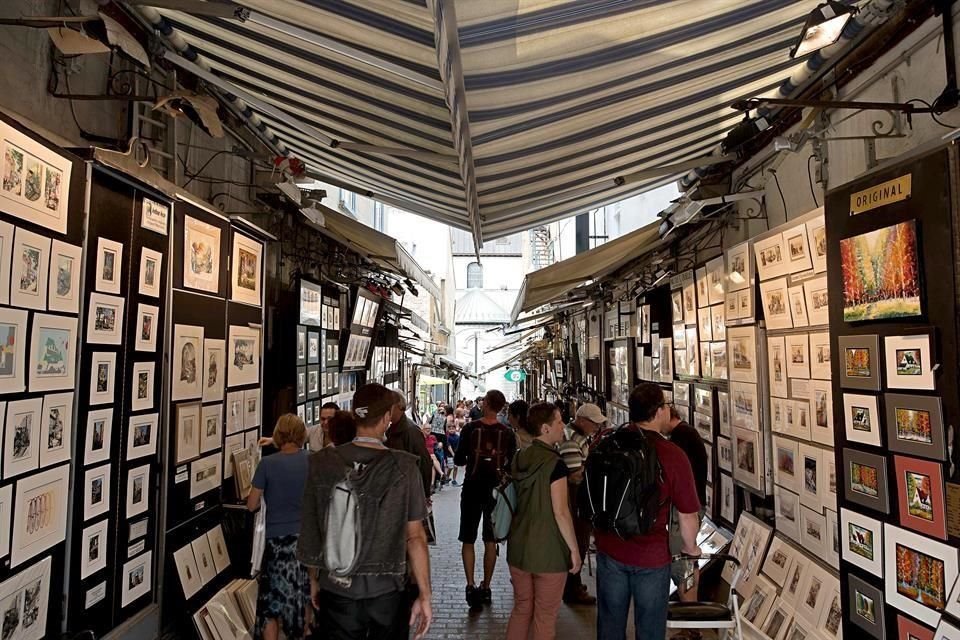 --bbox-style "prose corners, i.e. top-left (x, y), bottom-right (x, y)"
top-left (558, 403), bottom-right (607, 605)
